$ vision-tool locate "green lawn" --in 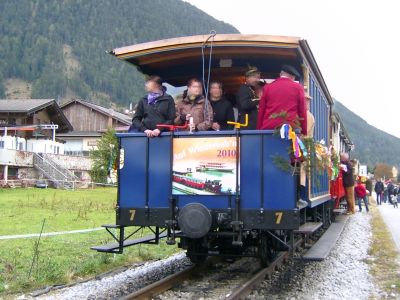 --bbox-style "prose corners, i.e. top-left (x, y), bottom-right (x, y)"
top-left (368, 203), bottom-right (400, 296)
top-left (0, 187), bottom-right (179, 296)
